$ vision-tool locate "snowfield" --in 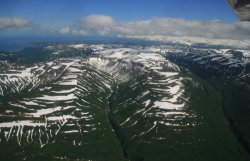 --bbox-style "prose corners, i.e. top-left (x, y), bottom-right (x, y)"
top-left (0, 44), bottom-right (205, 155)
